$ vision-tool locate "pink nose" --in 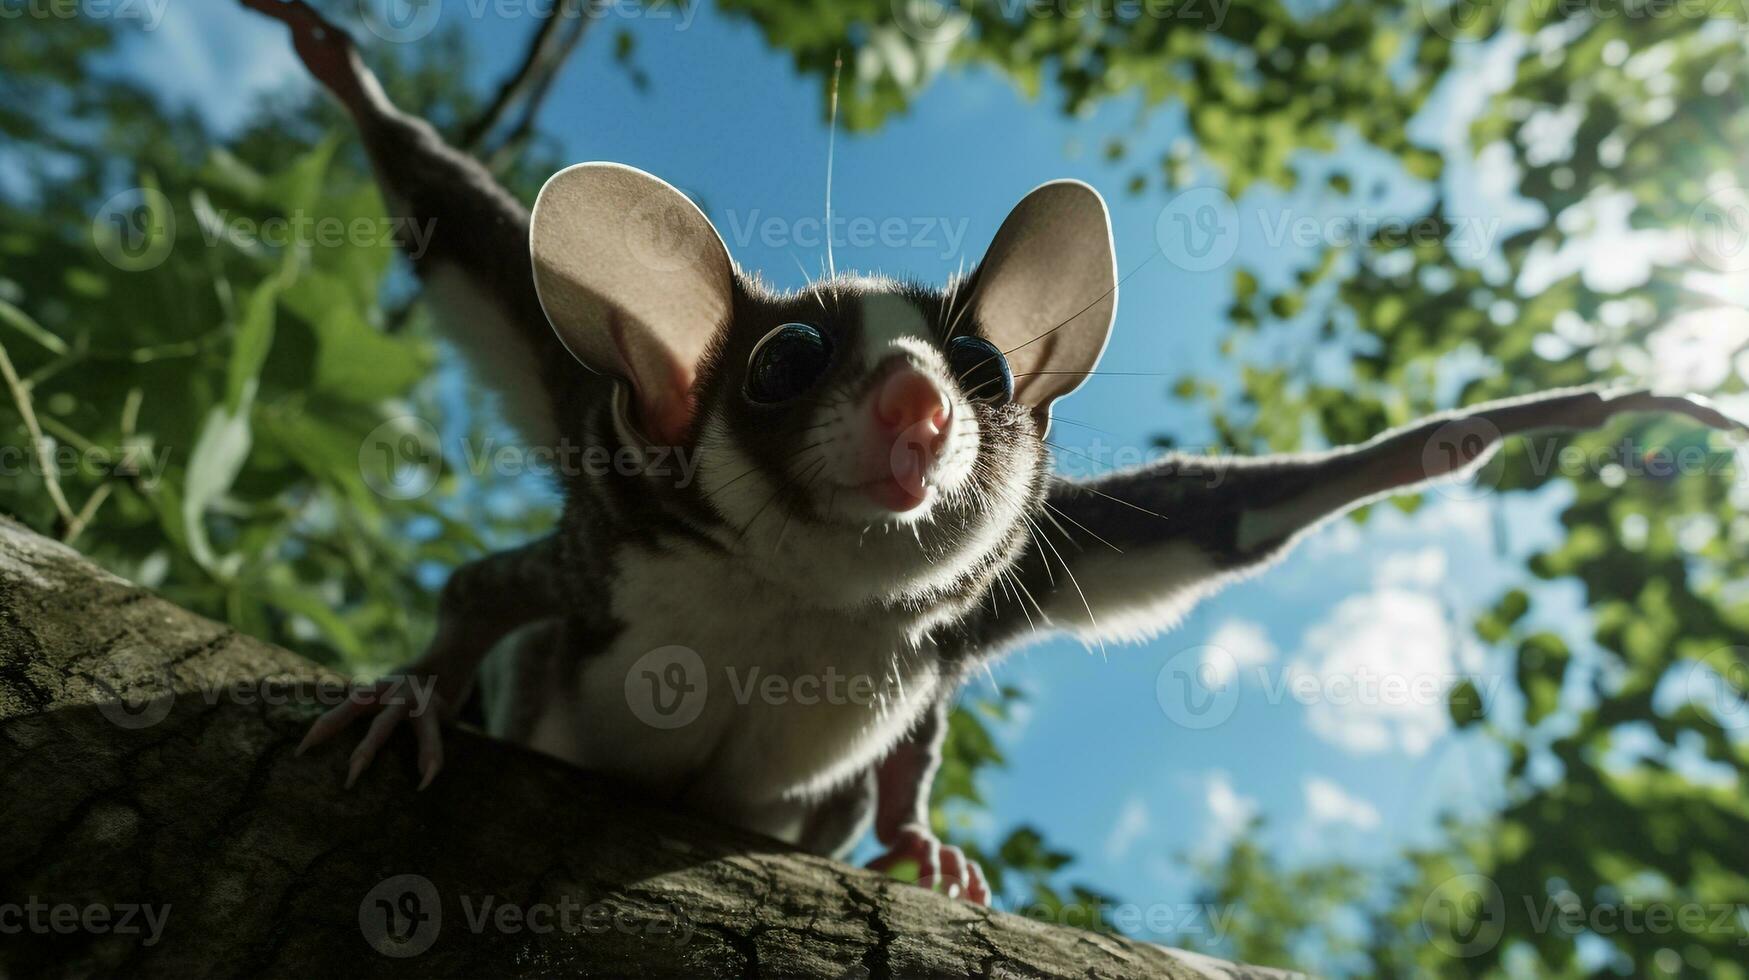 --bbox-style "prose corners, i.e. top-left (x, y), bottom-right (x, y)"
top-left (874, 368), bottom-right (951, 447)
top-left (868, 368), bottom-right (951, 511)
